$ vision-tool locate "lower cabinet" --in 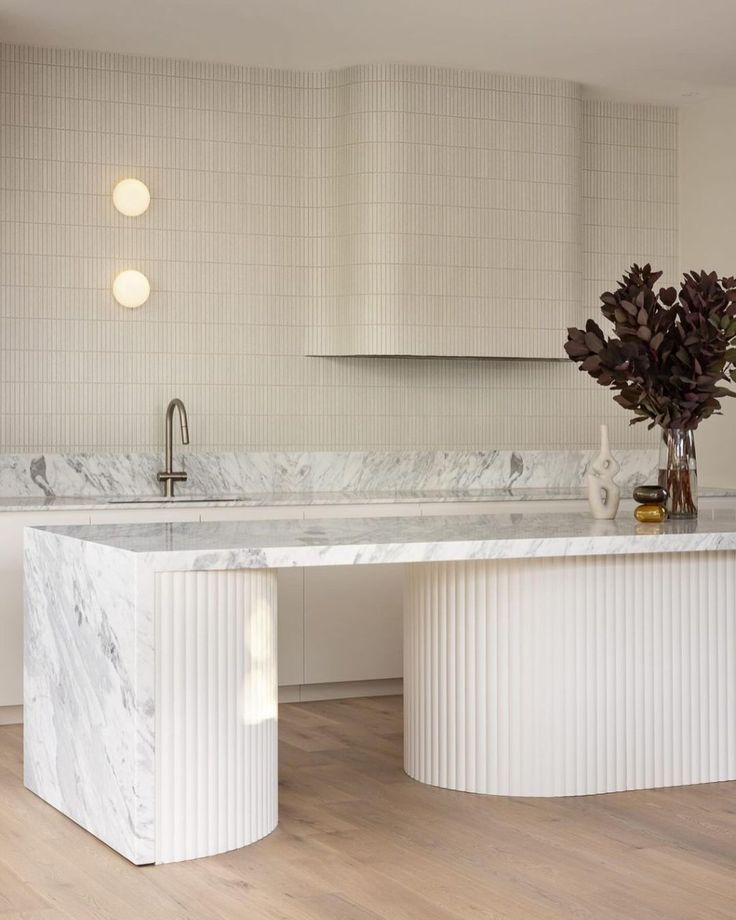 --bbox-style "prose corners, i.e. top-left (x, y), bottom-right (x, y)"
top-left (303, 564), bottom-right (404, 684)
top-left (88, 509), bottom-right (201, 525)
top-left (0, 511), bottom-right (91, 710)
top-left (274, 568), bottom-right (305, 687)
top-left (302, 504), bottom-right (417, 685)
